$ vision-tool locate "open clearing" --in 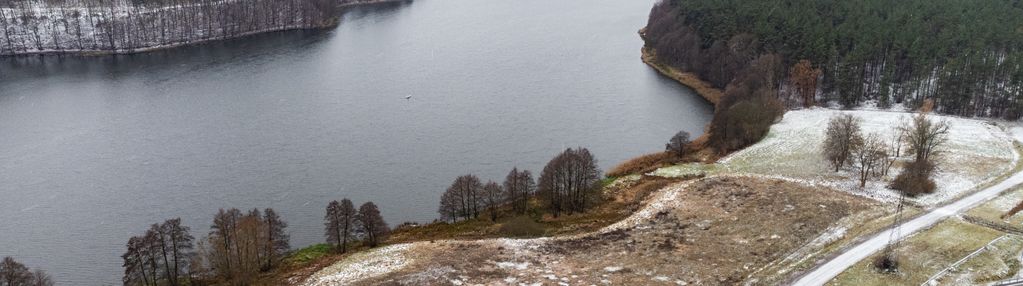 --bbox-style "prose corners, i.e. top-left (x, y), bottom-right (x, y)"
top-left (653, 109), bottom-right (1016, 207)
top-left (302, 176), bottom-right (878, 286)
top-left (828, 218), bottom-right (1016, 286)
